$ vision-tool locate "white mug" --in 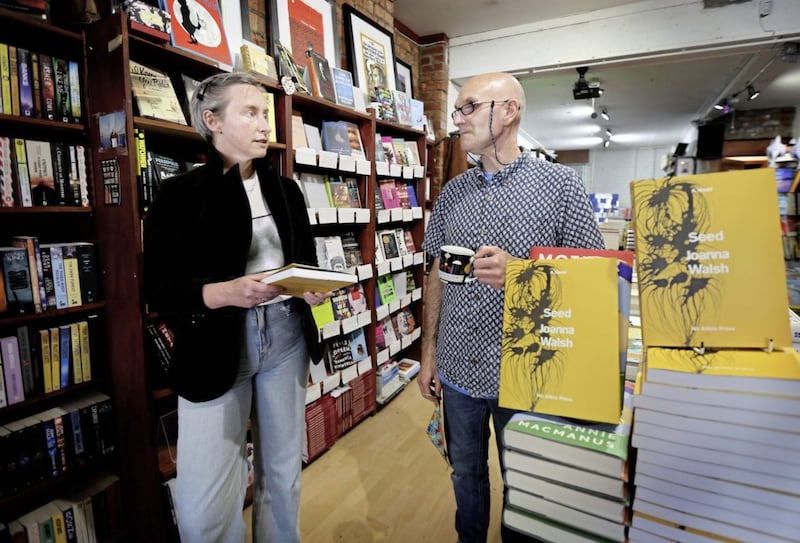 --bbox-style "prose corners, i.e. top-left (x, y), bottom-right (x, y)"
top-left (439, 245), bottom-right (476, 284)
